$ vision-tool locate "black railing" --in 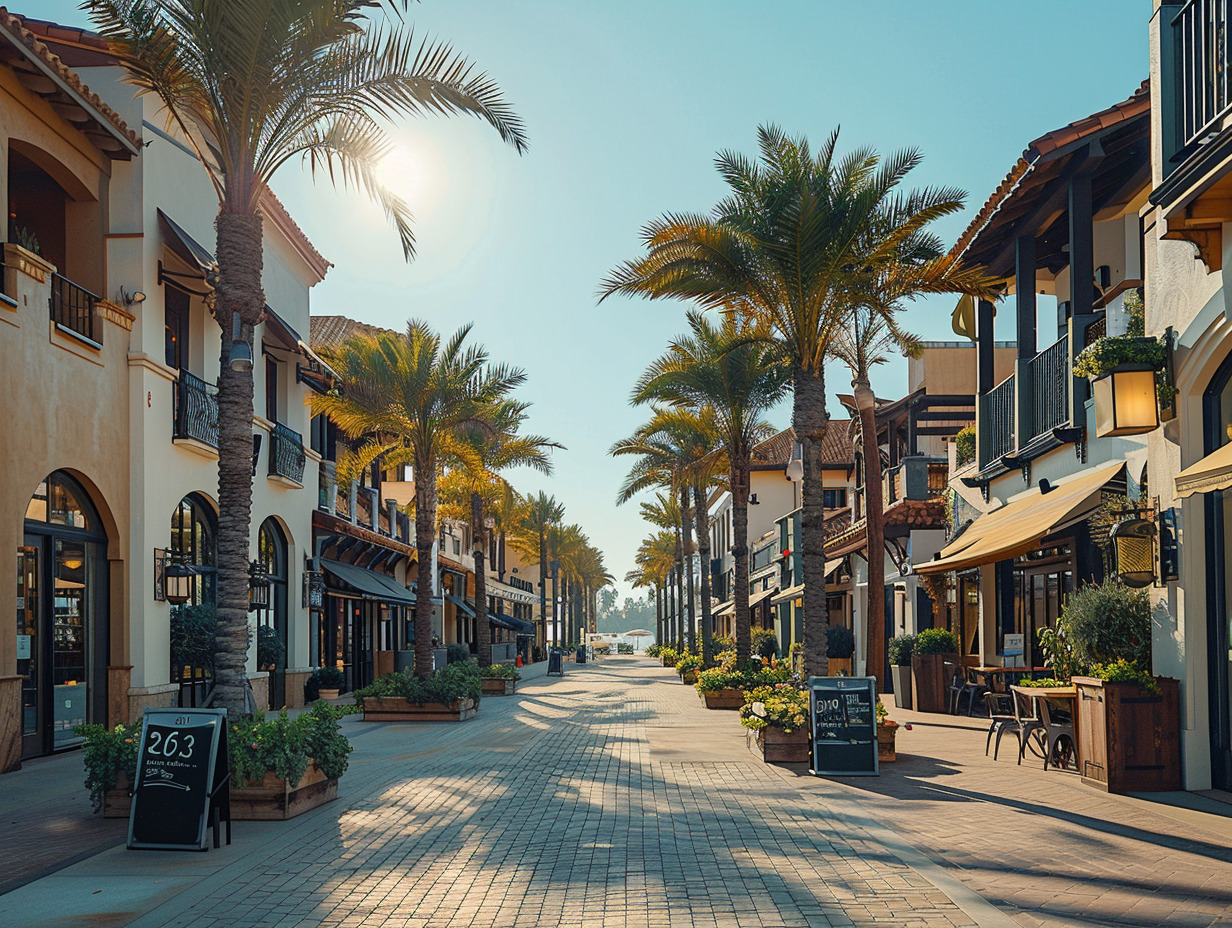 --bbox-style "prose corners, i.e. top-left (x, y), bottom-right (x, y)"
top-left (174, 369), bottom-right (219, 447)
top-left (49, 272), bottom-right (99, 344)
top-left (269, 421), bottom-right (306, 484)
top-left (1029, 334), bottom-right (1071, 440)
top-left (1176, 0), bottom-right (1232, 147)
top-left (978, 374), bottom-right (1016, 469)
